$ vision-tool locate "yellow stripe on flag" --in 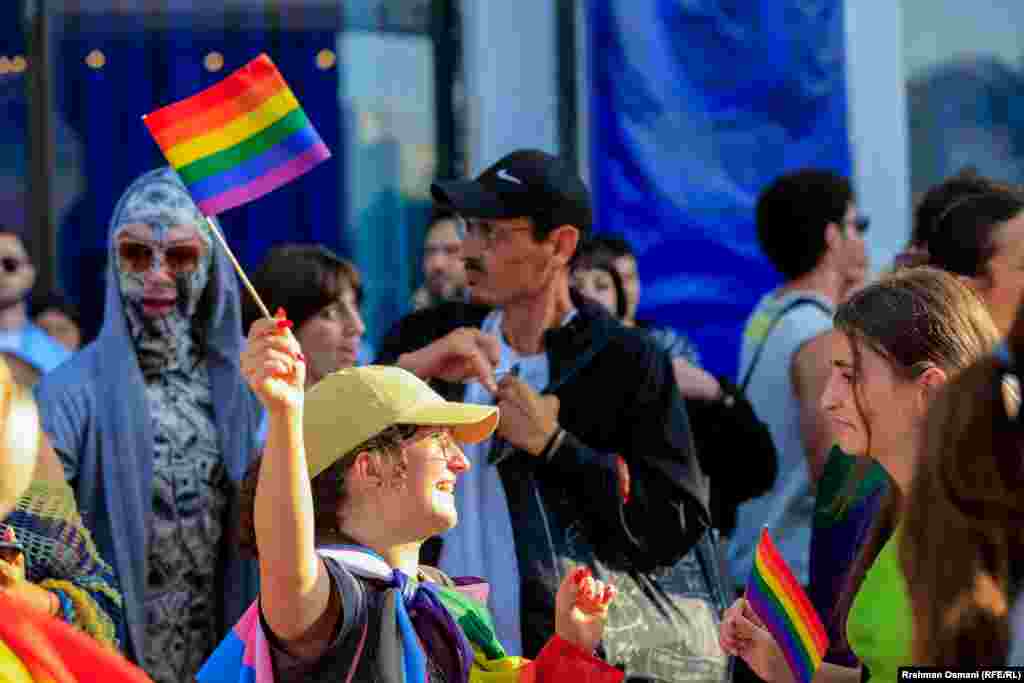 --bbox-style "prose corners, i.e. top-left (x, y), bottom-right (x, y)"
top-left (755, 552), bottom-right (821, 667)
top-left (164, 88), bottom-right (300, 168)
